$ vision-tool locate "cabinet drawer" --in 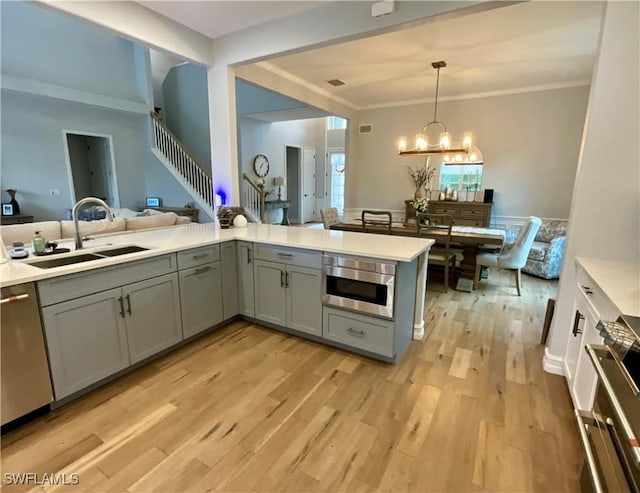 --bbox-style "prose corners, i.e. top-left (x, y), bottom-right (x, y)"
top-left (323, 308), bottom-right (394, 357)
top-left (38, 254), bottom-right (177, 307)
top-left (575, 267), bottom-right (618, 320)
top-left (454, 218), bottom-right (485, 227)
top-left (432, 206), bottom-right (459, 216)
top-left (177, 245), bottom-right (220, 270)
top-left (460, 208), bottom-right (486, 218)
top-left (255, 244), bottom-right (321, 269)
